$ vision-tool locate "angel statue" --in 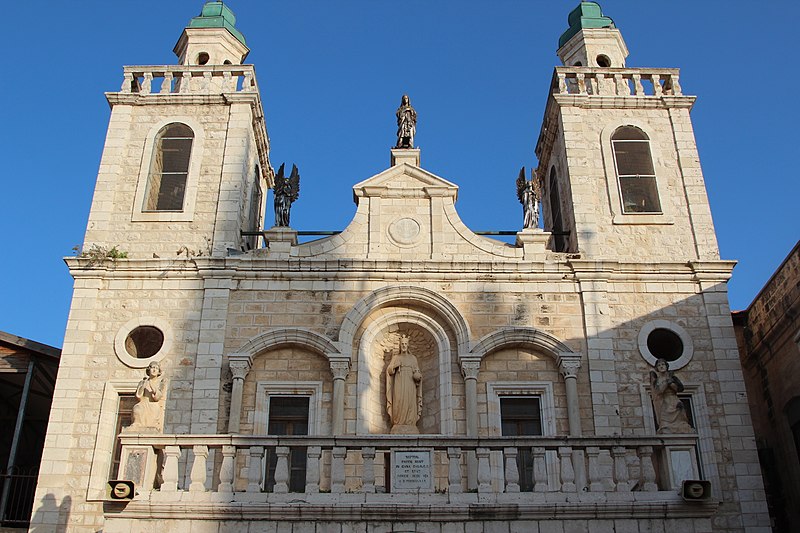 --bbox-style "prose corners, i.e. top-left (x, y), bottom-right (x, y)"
top-left (395, 94), bottom-right (417, 149)
top-left (516, 166), bottom-right (539, 229)
top-left (273, 163), bottom-right (300, 227)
